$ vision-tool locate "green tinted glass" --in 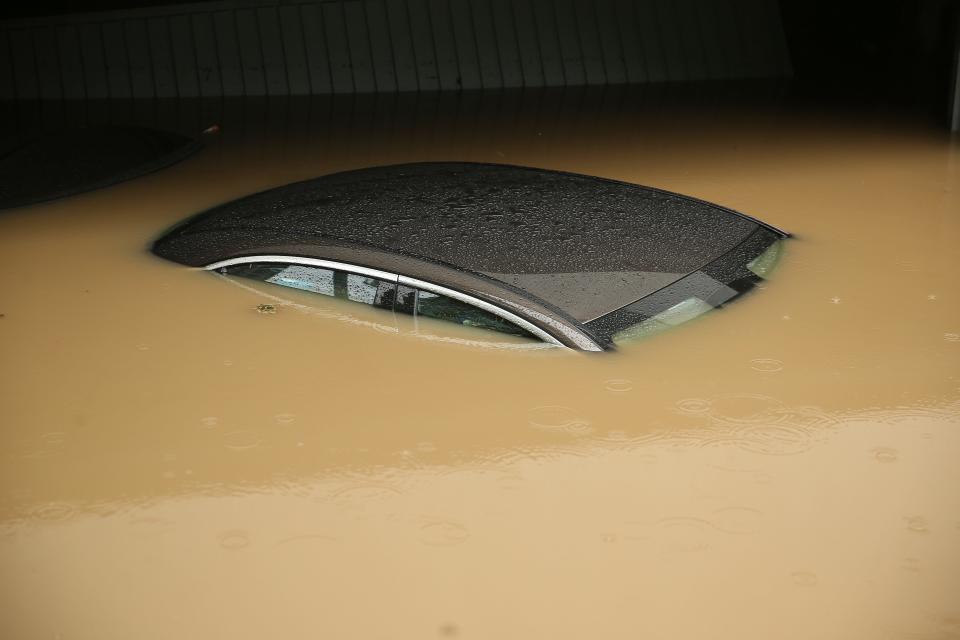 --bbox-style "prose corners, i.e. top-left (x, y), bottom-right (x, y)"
top-left (415, 290), bottom-right (535, 339)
